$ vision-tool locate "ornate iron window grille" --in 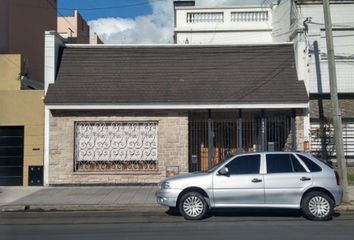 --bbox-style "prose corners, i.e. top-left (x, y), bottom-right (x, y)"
top-left (74, 122), bottom-right (158, 171)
